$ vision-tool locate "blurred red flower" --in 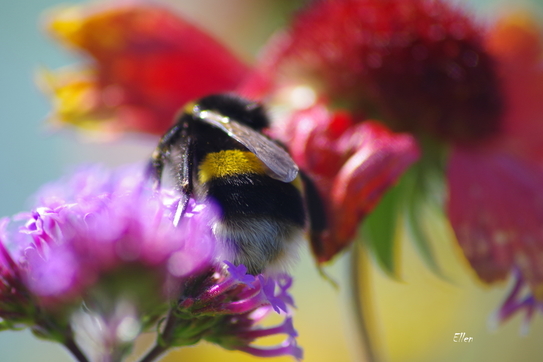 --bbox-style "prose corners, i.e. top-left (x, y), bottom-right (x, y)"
top-left (41, 3), bottom-right (250, 135)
